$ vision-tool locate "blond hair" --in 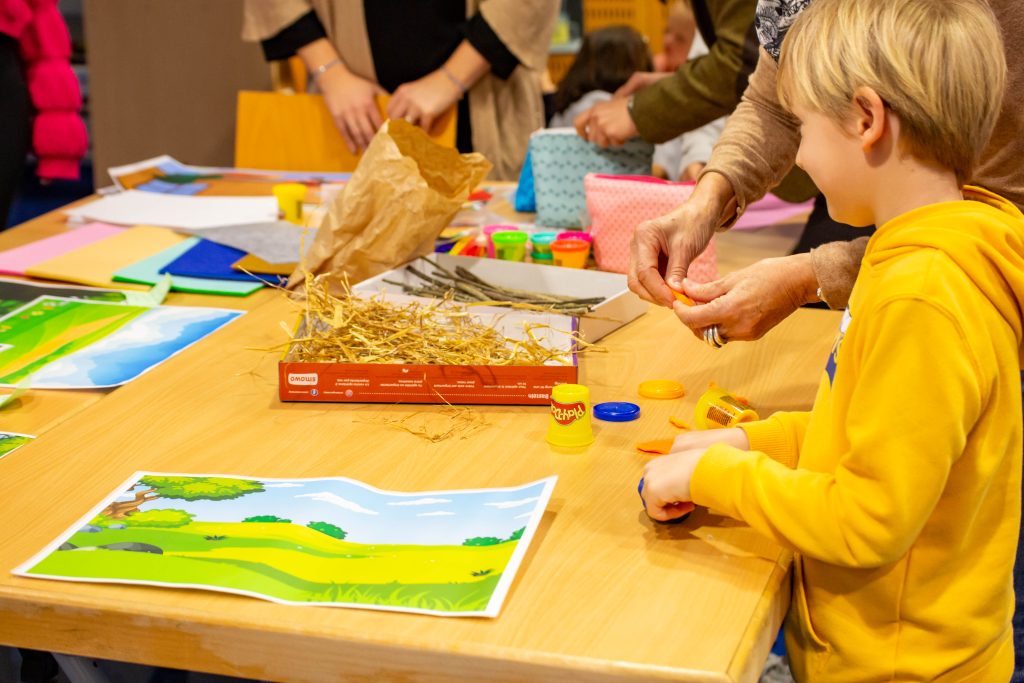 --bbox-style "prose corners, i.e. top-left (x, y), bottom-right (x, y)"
top-left (777, 0), bottom-right (1006, 184)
